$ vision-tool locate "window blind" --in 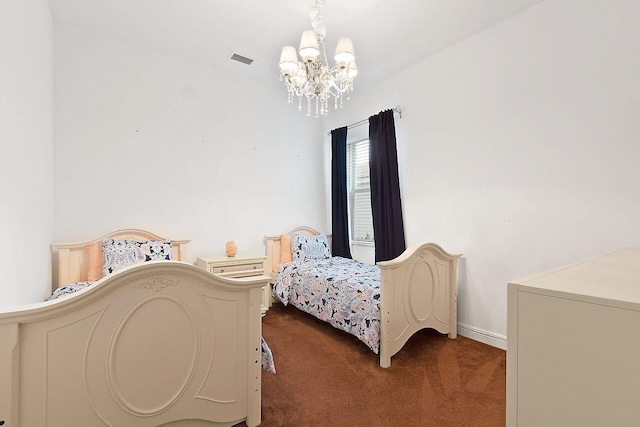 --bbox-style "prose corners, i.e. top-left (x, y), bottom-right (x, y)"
top-left (347, 140), bottom-right (374, 242)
